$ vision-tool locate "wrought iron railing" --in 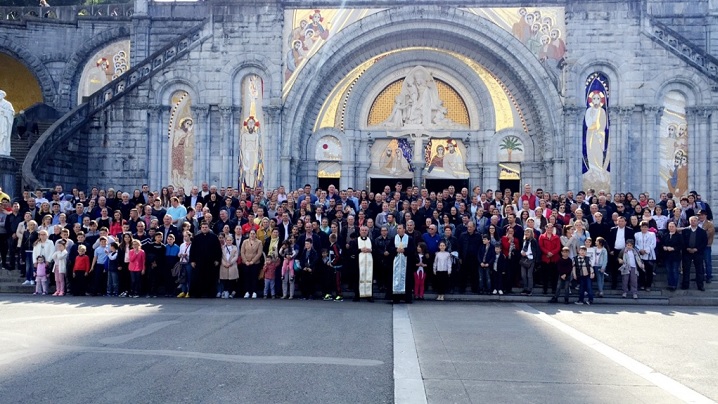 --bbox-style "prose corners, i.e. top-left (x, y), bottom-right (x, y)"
top-left (646, 17), bottom-right (718, 84)
top-left (22, 20), bottom-right (209, 190)
top-left (1, 4), bottom-right (133, 23)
